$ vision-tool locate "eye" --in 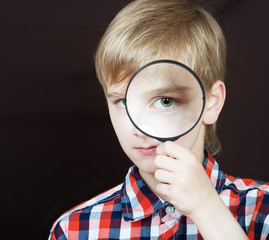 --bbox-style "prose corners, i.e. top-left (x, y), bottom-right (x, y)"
top-left (160, 98), bottom-right (174, 107)
top-left (152, 97), bottom-right (176, 110)
top-left (116, 99), bottom-right (126, 107)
